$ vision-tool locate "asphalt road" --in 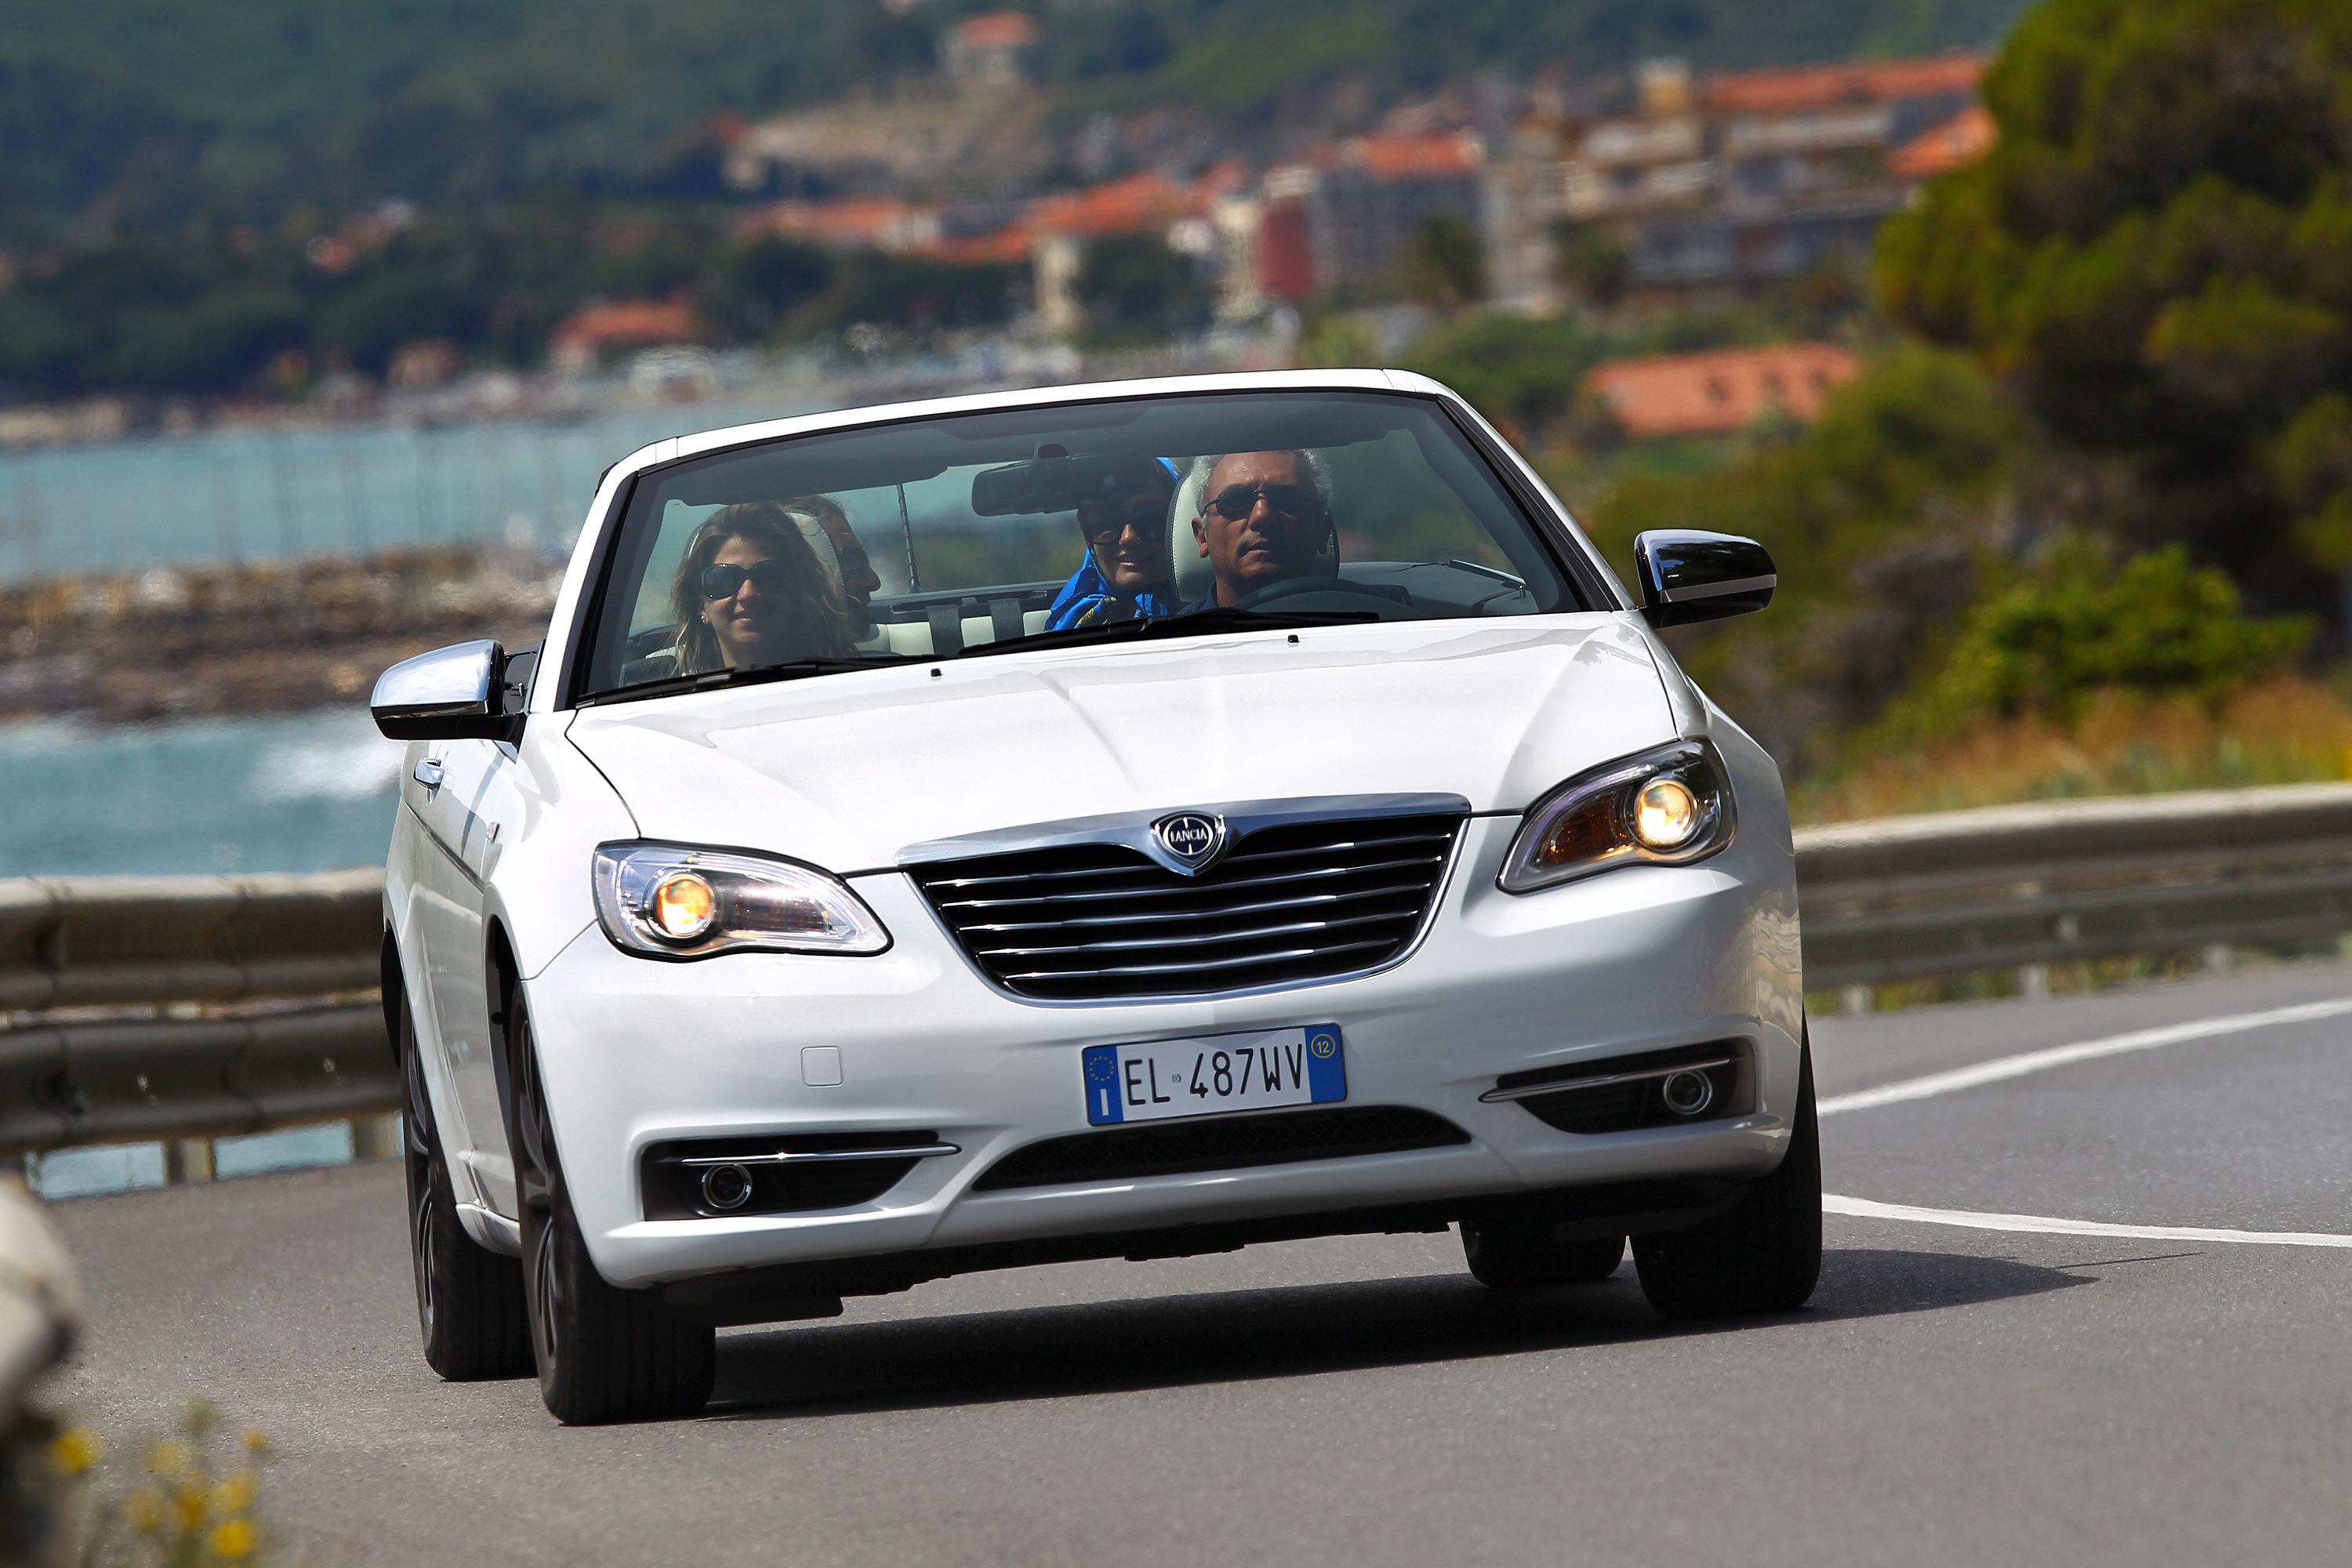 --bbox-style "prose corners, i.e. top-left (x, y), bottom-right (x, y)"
top-left (42, 962), bottom-right (2352, 1568)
